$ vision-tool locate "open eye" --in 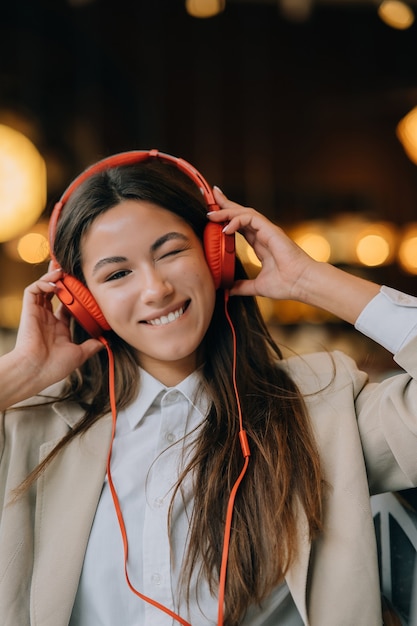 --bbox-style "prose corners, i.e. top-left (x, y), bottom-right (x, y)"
top-left (105, 269), bottom-right (132, 282)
